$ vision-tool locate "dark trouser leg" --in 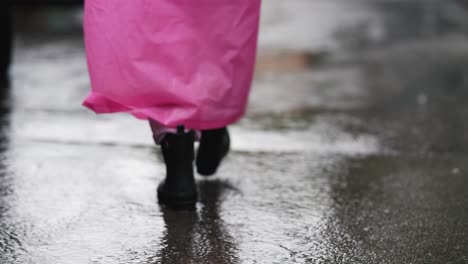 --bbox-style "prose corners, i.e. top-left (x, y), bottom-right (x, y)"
top-left (0, 3), bottom-right (12, 79)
